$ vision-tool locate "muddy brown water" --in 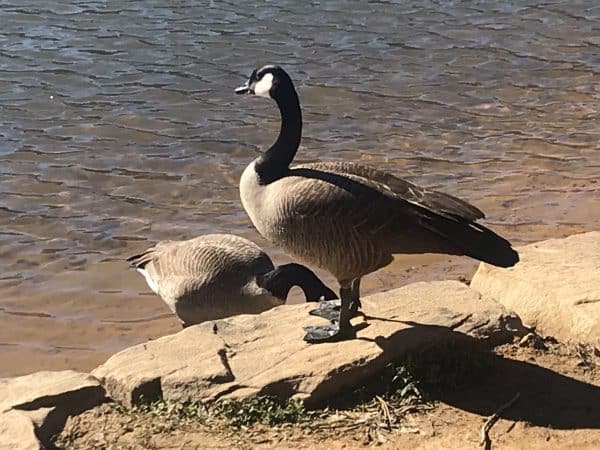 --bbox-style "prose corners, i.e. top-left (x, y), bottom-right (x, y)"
top-left (1, 1), bottom-right (599, 376)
